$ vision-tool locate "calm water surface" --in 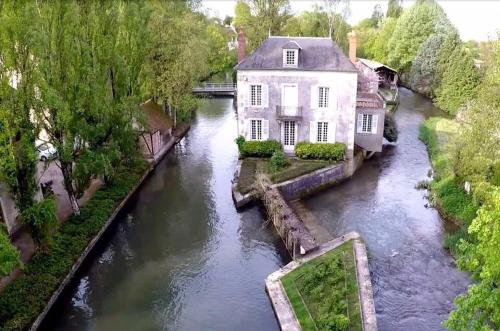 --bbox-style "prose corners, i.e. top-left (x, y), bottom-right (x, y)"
top-left (45, 89), bottom-right (468, 331)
